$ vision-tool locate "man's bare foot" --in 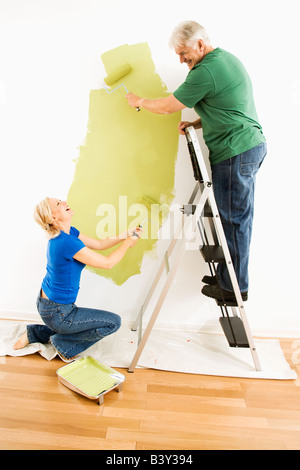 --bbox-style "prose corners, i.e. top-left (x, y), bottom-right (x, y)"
top-left (13, 332), bottom-right (29, 350)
